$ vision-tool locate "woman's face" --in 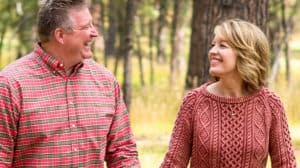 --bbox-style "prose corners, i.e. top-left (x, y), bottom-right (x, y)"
top-left (208, 34), bottom-right (240, 80)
